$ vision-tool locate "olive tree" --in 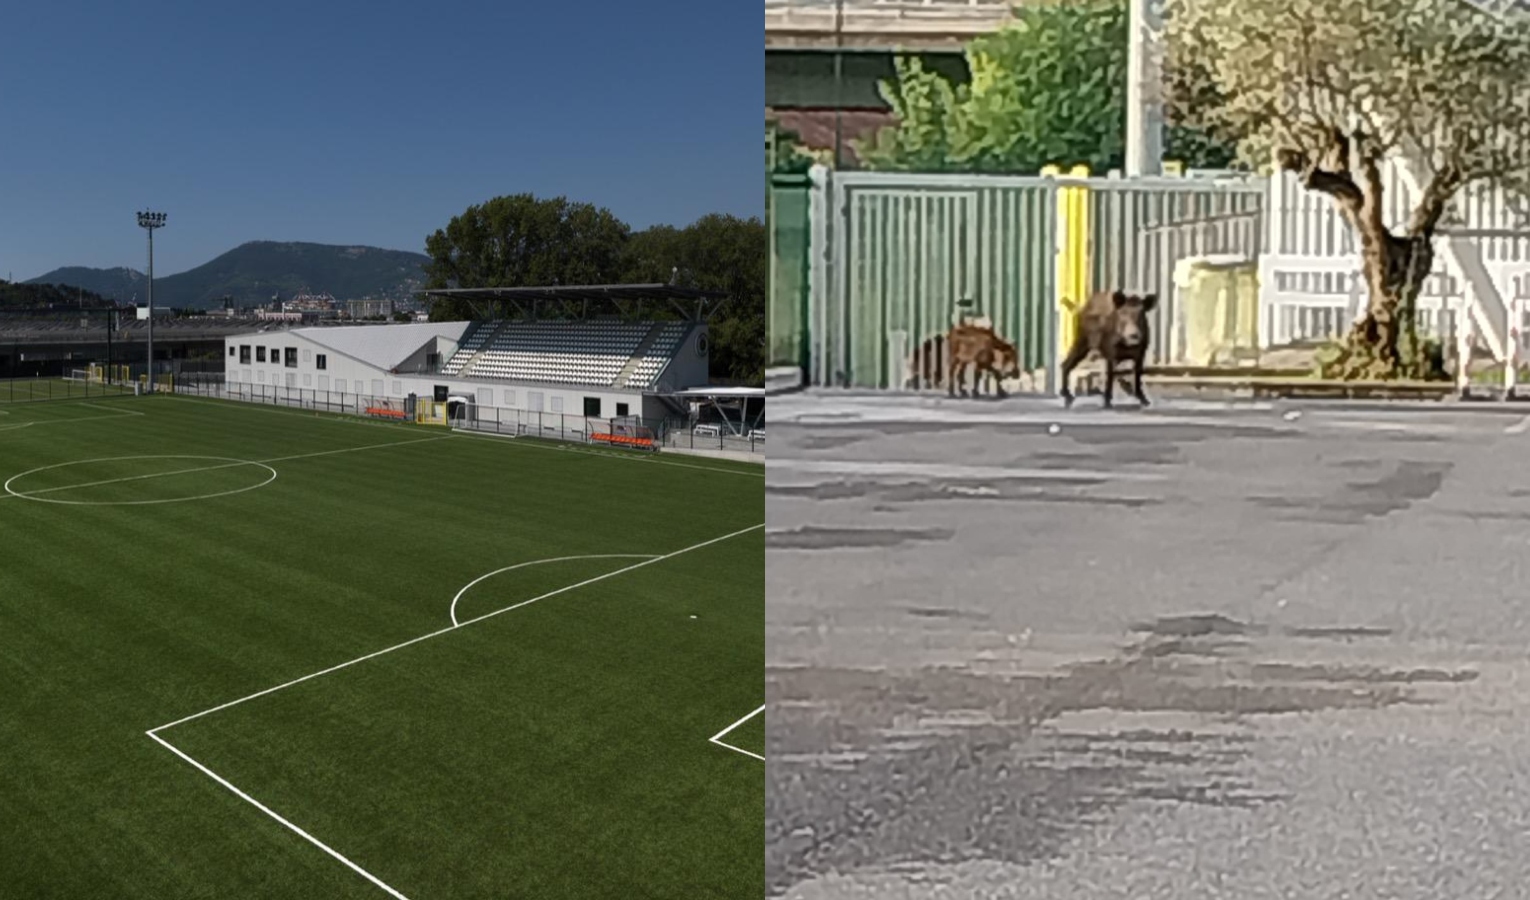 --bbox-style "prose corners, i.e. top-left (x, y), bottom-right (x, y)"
top-left (1168, 0), bottom-right (1530, 378)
